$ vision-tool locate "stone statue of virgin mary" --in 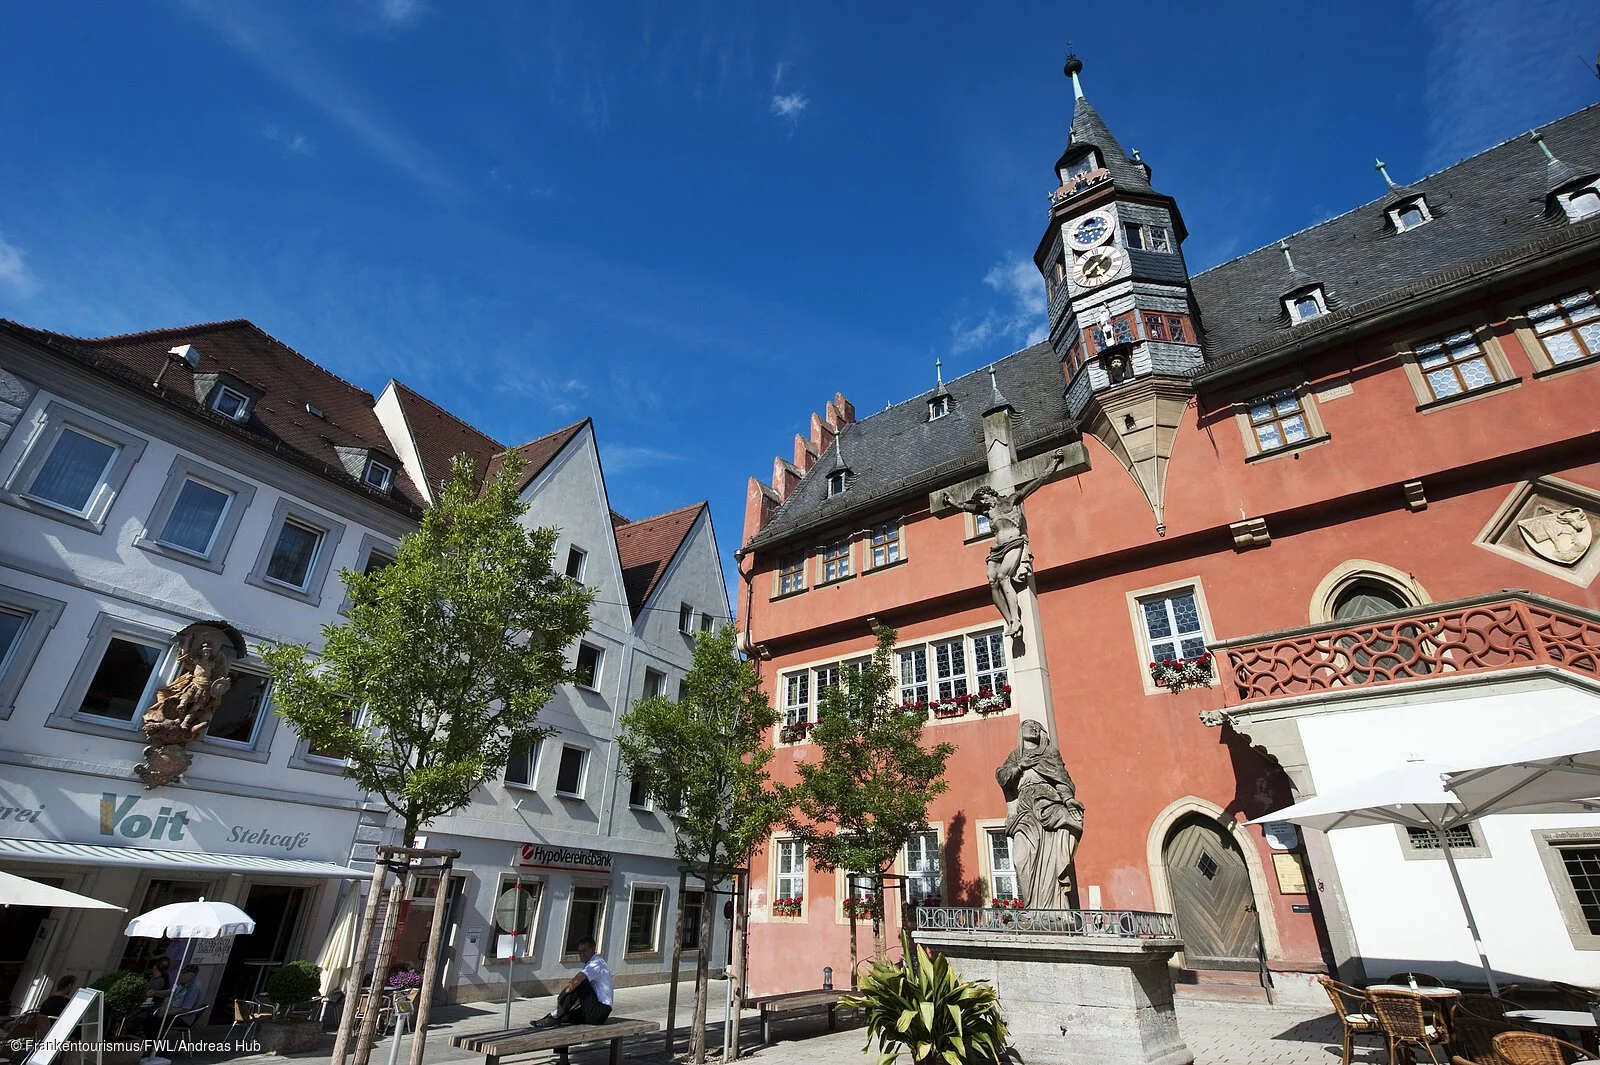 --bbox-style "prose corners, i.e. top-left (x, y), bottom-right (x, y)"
top-left (995, 719), bottom-right (1084, 910)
